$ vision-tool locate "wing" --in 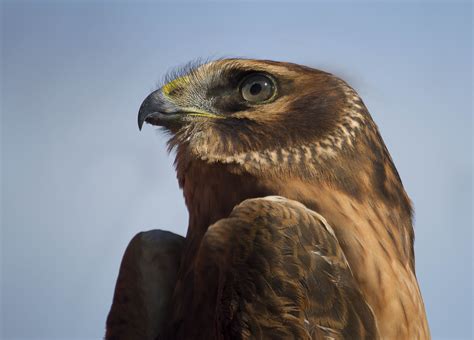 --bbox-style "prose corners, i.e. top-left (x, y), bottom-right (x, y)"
top-left (105, 230), bottom-right (184, 340)
top-left (174, 196), bottom-right (379, 339)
